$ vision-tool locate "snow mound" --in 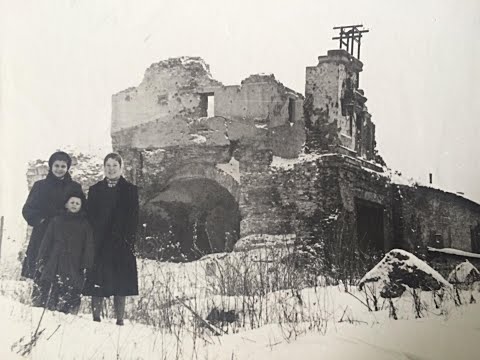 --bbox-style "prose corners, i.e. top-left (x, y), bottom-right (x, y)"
top-left (447, 261), bottom-right (480, 284)
top-left (359, 249), bottom-right (451, 298)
